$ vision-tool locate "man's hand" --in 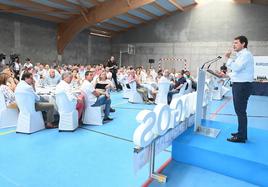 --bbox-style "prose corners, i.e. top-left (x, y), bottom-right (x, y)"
top-left (225, 50), bottom-right (232, 59)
